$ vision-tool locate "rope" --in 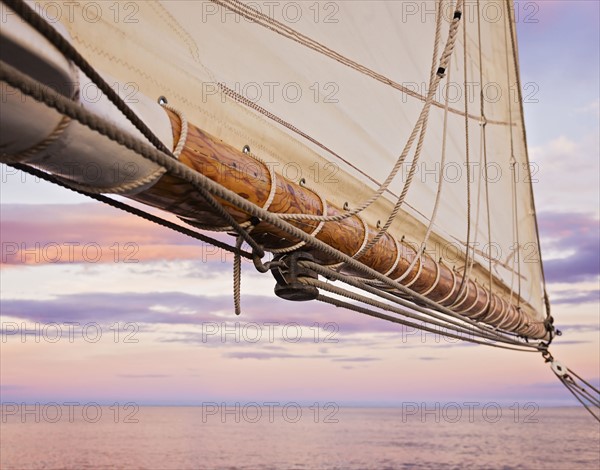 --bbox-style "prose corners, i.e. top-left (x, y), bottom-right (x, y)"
top-left (306, 278), bottom-right (523, 348)
top-left (160, 102), bottom-right (189, 159)
top-left (50, 167), bottom-right (166, 195)
top-left (475, 0), bottom-right (495, 313)
top-left (299, 260), bottom-right (543, 350)
top-left (182, 145), bottom-right (277, 234)
top-left (453, 10), bottom-right (474, 304)
top-left (269, 187), bottom-right (328, 254)
top-left (315, 293), bottom-right (540, 354)
top-left (390, 0), bottom-right (454, 281)
top-left (233, 236), bottom-right (243, 315)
